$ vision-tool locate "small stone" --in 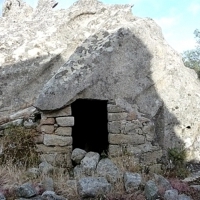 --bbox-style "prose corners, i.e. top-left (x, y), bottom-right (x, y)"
top-left (55, 127), bottom-right (72, 136)
top-left (178, 194), bottom-right (191, 200)
top-left (23, 120), bottom-right (37, 128)
top-left (40, 118), bottom-right (55, 125)
top-left (77, 177), bottom-right (111, 198)
top-left (39, 162), bottom-right (54, 175)
top-left (40, 125), bottom-right (54, 134)
top-left (164, 189), bottom-right (178, 200)
top-left (144, 180), bottom-right (159, 200)
top-left (124, 172), bottom-right (142, 193)
top-left (80, 152), bottom-right (100, 176)
top-left (16, 182), bottom-right (37, 198)
top-left (56, 117), bottom-right (74, 126)
top-left (42, 191), bottom-right (66, 200)
top-left (96, 158), bottom-right (122, 183)
top-left (71, 148), bottom-right (87, 164)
